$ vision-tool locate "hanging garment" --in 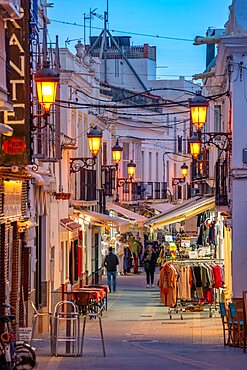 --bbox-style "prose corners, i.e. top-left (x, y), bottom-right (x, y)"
top-left (159, 263), bottom-right (177, 307)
